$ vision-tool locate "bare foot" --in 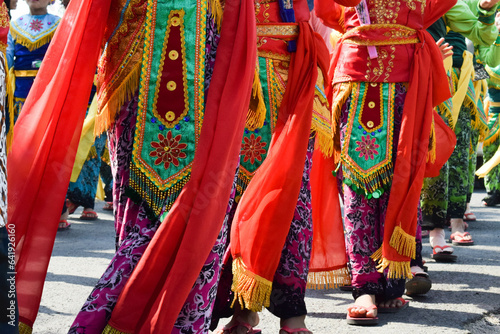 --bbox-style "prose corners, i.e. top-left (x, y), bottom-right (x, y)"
top-left (280, 315), bottom-right (311, 334)
top-left (347, 294), bottom-right (377, 318)
top-left (377, 298), bottom-right (405, 309)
